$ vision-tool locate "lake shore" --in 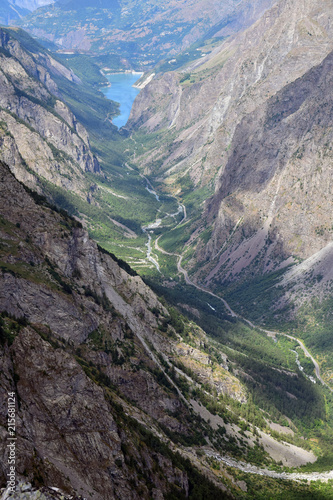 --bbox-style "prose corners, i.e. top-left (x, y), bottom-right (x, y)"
top-left (100, 72), bottom-right (142, 128)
